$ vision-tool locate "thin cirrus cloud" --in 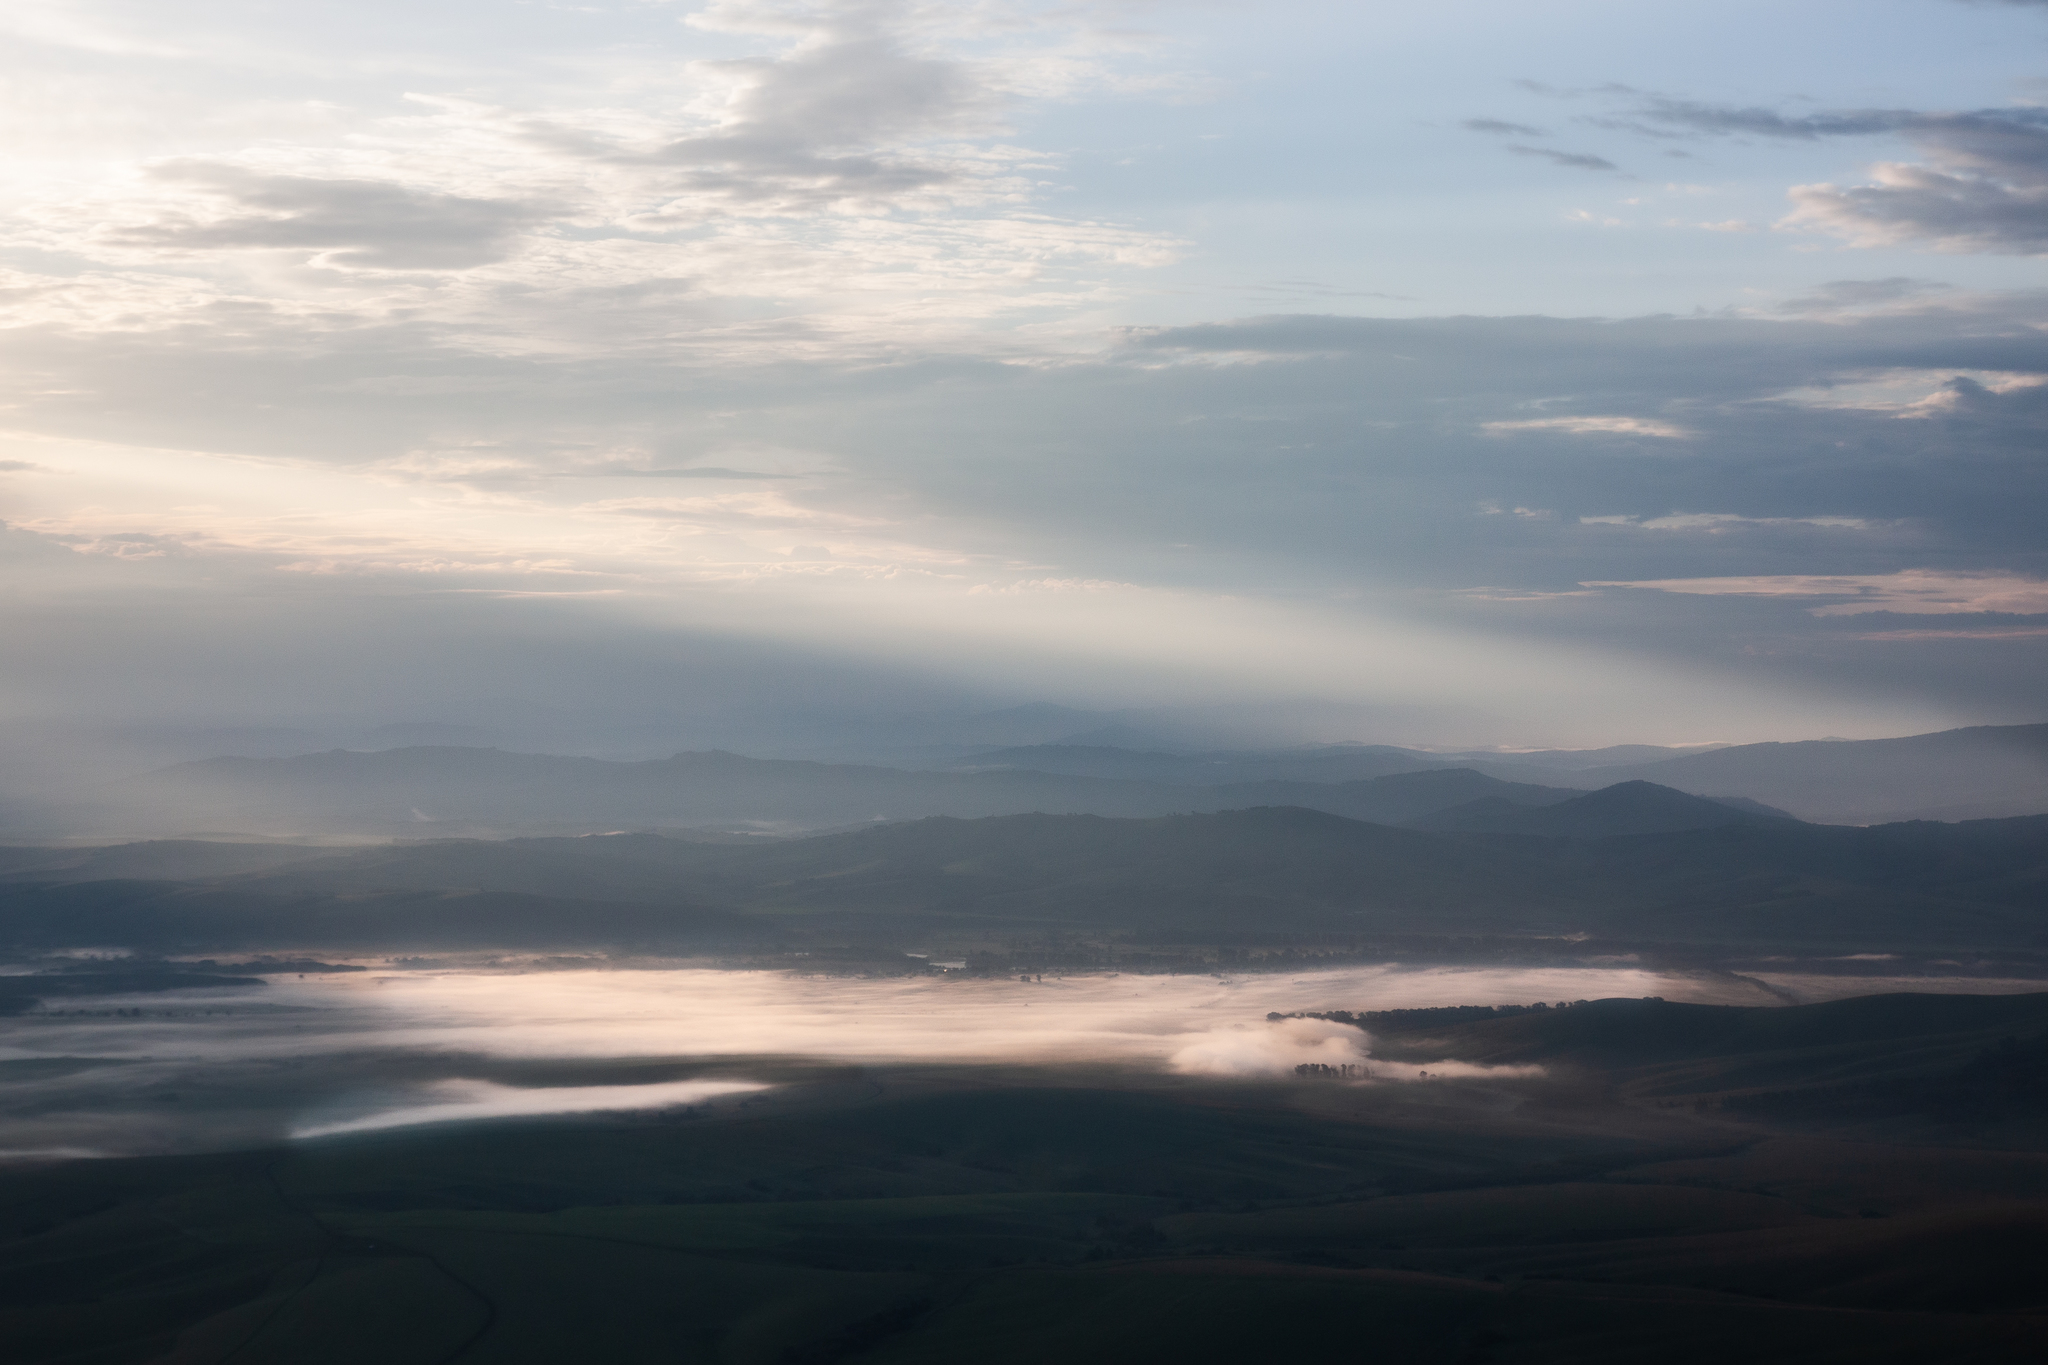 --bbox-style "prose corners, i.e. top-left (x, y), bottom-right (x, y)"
top-left (1584, 570), bottom-right (2048, 616)
top-left (1482, 416), bottom-right (1692, 438)
top-left (1462, 117), bottom-right (1620, 172)
top-left (1579, 514), bottom-right (1878, 533)
top-left (564, 468), bottom-right (799, 481)
top-left (1506, 145), bottom-right (1622, 173)
top-left (1774, 277), bottom-right (1953, 314)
